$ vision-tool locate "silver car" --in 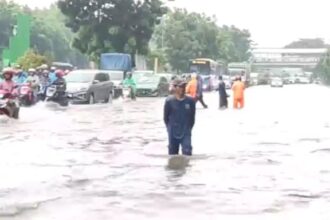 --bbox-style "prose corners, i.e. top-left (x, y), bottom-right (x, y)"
top-left (66, 70), bottom-right (114, 104)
